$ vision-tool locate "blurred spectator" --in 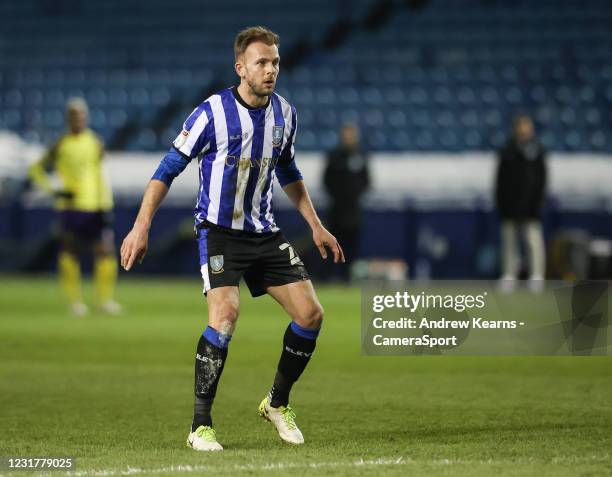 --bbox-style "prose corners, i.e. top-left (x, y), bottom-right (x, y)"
top-left (495, 115), bottom-right (547, 290)
top-left (323, 124), bottom-right (370, 281)
top-left (29, 98), bottom-right (121, 316)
